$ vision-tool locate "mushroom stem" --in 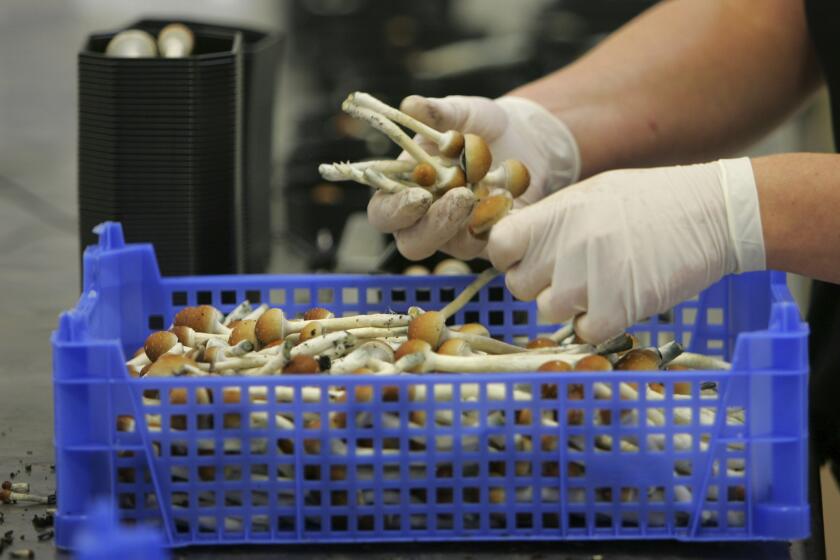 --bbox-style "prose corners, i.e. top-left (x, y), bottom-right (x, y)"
top-left (329, 341), bottom-right (394, 374)
top-left (348, 92), bottom-right (466, 159)
top-left (222, 300), bottom-right (252, 326)
top-left (667, 352), bottom-right (731, 370)
top-left (439, 267), bottom-right (500, 319)
top-left (289, 331), bottom-right (357, 359)
top-left (548, 323), bottom-right (575, 344)
top-left (341, 101), bottom-right (465, 191)
top-left (480, 160), bottom-right (531, 198)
